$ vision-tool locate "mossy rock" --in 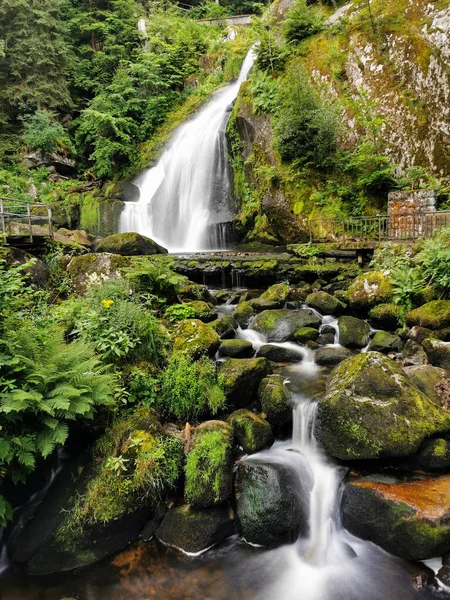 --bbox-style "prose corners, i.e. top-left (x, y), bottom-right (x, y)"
top-left (347, 272), bottom-right (393, 312)
top-left (252, 309), bottom-right (321, 342)
top-left (368, 331), bottom-right (402, 353)
top-left (342, 474), bottom-right (450, 561)
top-left (422, 338), bottom-right (450, 371)
top-left (67, 253), bottom-right (130, 294)
top-left (179, 284), bottom-right (216, 305)
top-left (417, 438), bottom-right (450, 471)
top-left (155, 504), bottom-right (235, 554)
top-left (228, 409), bottom-right (274, 454)
top-left (402, 339), bottom-right (428, 366)
top-left (256, 344), bottom-right (304, 363)
top-left (305, 291), bottom-right (345, 316)
top-left (404, 364), bottom-right (448, 406)
top-left (405, 301), bottom-right (450, 330)
top-left (248, 283), bottom-right (290, 312)
top-left (315, 352), bottom-right (450, 460)
top-left (184, 421), bottom-right (234, 508)
top-left (233, 301), bottom-right (255, 329)
top-left (172, 319), bottom-right (220, 359)
top-left (314, 347), bottom-right (353, 366)
top-left (369, 303), bottom-right (401, 330)
top-left (184, 301), bottom-right (217, 323)
top-left (209, 315), bottom-right (237, 339)
top-left (219, 358), bottom-right (272, 408)
top-left (219, 339), bottom-right (254, 359)
top-left (293, 327), bottom-right (320, 343)
top-left (96, 232), bottom-right (167, 256)
top-left (338, 316), bottom-right (370, 349)
top-left (258, 375), bottom-right (292, 427)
